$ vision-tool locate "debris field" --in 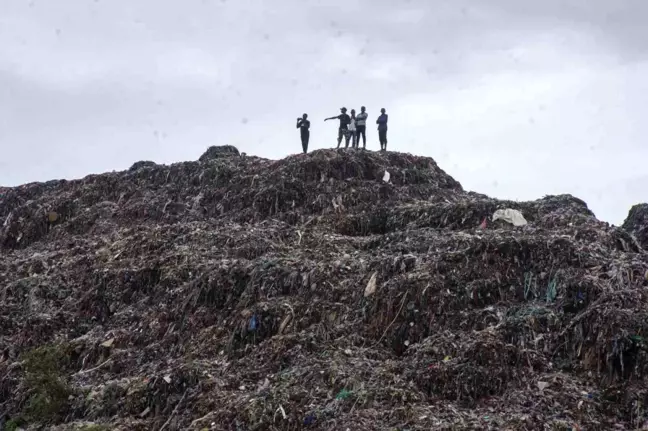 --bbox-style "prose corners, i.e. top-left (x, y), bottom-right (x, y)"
top-left (1, 146), bottom-right (647, 430)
